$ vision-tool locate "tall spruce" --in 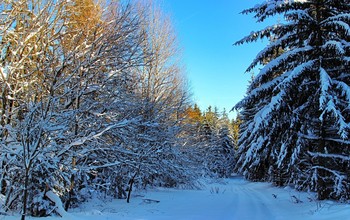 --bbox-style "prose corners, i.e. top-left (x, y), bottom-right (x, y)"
top-left (234, 0), bottom-right (350, 200)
